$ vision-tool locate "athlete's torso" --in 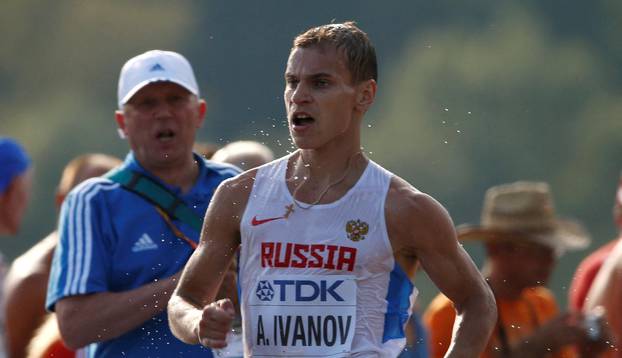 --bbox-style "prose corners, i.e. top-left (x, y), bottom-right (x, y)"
top-left (239, 155), bottom-right (417, 357)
